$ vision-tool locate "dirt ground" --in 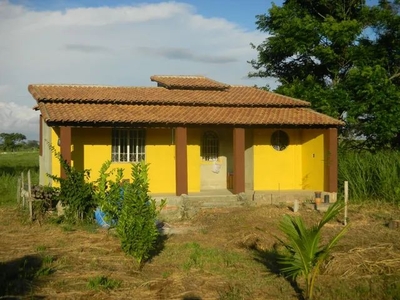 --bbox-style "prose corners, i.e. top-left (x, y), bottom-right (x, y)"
top-left (1, 203), bottom-right (400, 299)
